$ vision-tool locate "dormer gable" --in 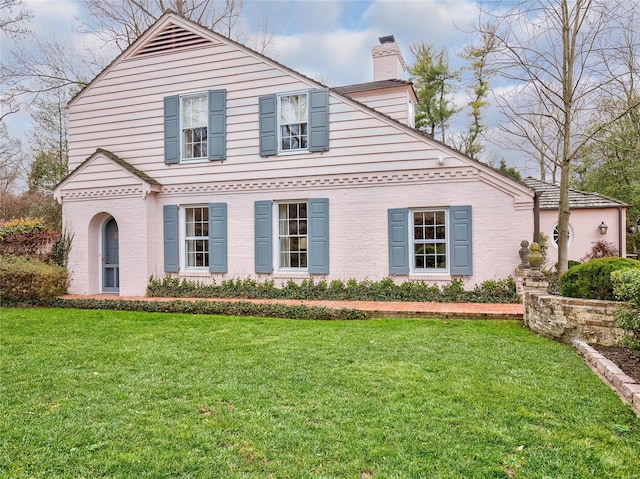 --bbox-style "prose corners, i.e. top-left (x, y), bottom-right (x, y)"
top-left (54, 148), bottom-right (161, 201)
